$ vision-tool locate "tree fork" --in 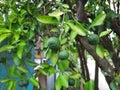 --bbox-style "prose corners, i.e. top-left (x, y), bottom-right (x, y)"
top-left (80, 46), bottom-right (90, 81)
top-left (75, 0), bottom-right (115, 85)
top-left (76, 41), bottom-right (86, 80)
